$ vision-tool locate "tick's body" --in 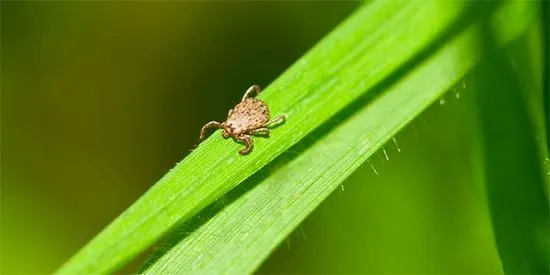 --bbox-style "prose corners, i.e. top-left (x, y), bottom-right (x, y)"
top-left (227, 98), bottom-right (269, 135)
top-left (199, 85), bottom-right (286, 155)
